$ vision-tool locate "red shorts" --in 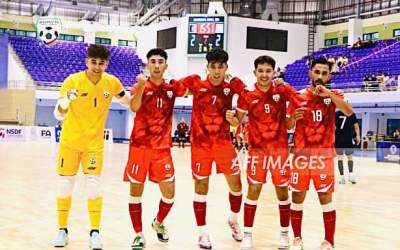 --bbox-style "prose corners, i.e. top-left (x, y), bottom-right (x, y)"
top-left (246, 149), bottom-right (290, 186)
top-left (191, 144), bottom-right (239, 180)
top-left (123, 147), bottom-right (174, 183)
top-left (290, 155), bottom-right (335, 193)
